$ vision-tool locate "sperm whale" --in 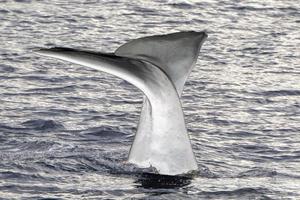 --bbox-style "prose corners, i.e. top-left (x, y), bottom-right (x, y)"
top-left (36, 31), bottom-right (207, 176)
